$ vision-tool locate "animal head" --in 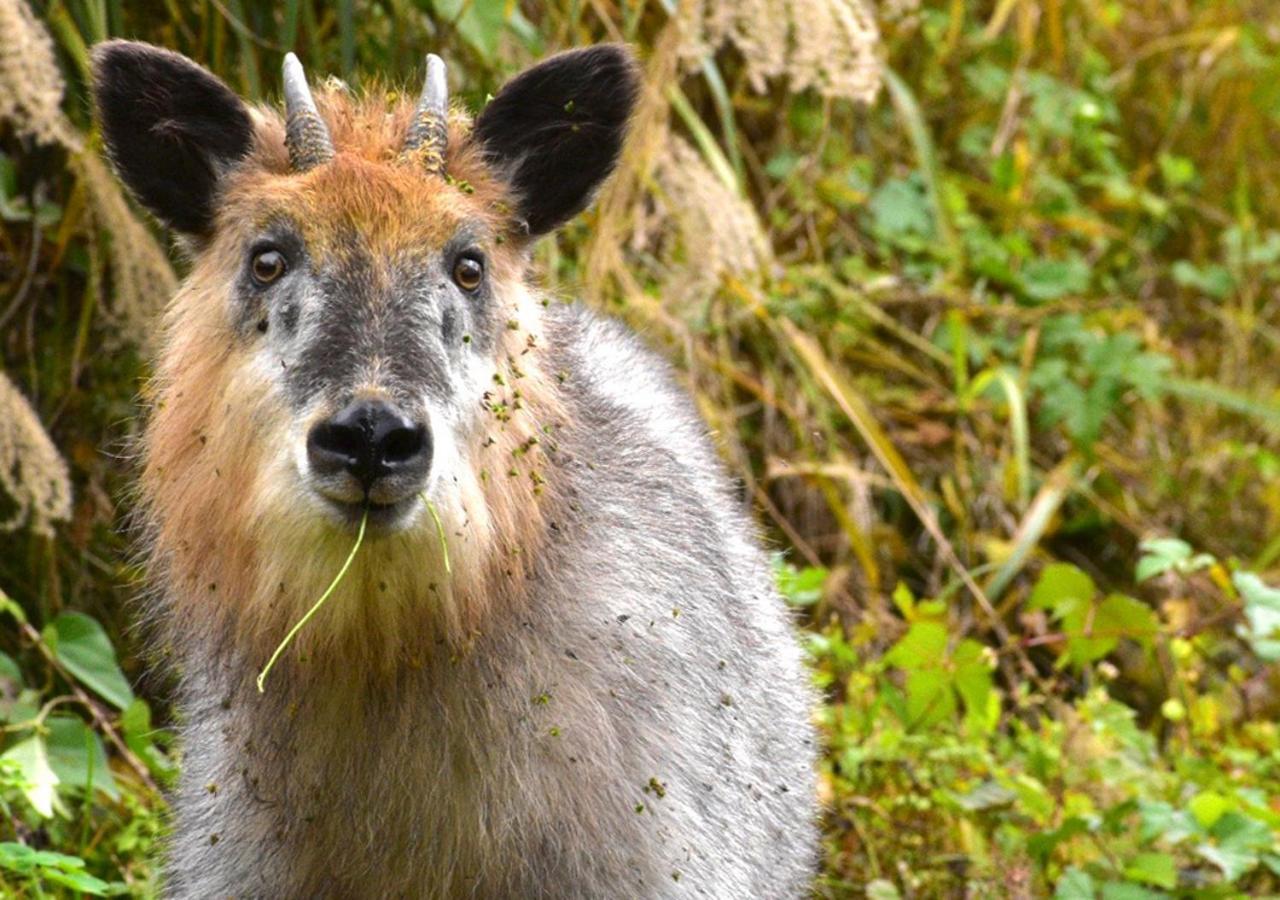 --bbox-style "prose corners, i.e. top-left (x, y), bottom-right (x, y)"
top-left (93, 42), bottom-right (638, 667)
